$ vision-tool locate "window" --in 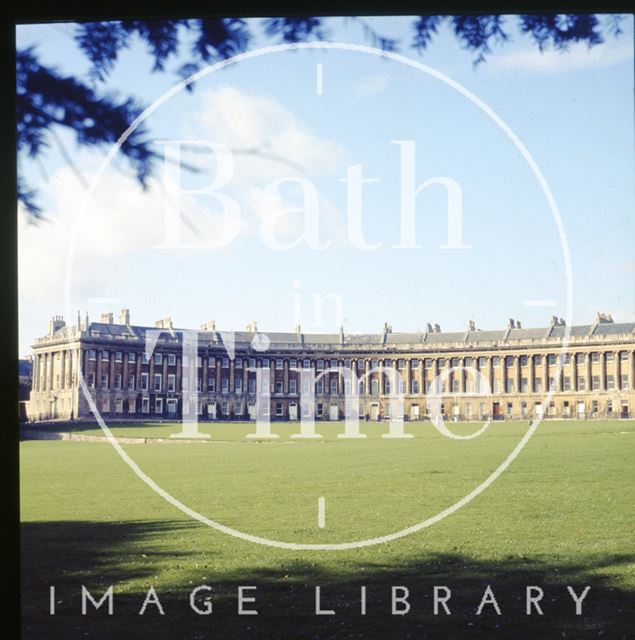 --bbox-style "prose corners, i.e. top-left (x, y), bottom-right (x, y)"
top-left (276, 358), bottom-right (283, 370)
top-left (438, 358), bottom-right (446, 368)
top-left (167, 353), bottom-right (176, 365)
top-left (115, 399), bottom-right (123, 413)
top-left (316, 379), bottom-right (324, 395)
top-left (371, 359), bottom-right (379, 369)
top-left (141, 397), bottom-right (150, 413)
top-left (128, 400), bottom-right (136, 414)
top-left (221, 378), bottom-right (229, 393)
top-left (141, 373), bottom-right (149, 391)
top-left (607, 400), bottom-right (613, 414)
top-left (424, 358), bottom-right (433, 369)
top-left (412, 359), bottom-right (420, 368)
top-left (115, 351), bottom-right (122, 363)
top-left (344, 359), bottom-right (351, 369)
top-left (208, 356), bottom-right (216, 367)
top-left (114, 374), bottom-right (122, 390)
top-left (606, 352), bottom-right (614, 362)
top-left (547, 354), bottom-right (556, 365)
top-left (478, 356), bottom-right (487, 368)
top-left (248, 378), bottom-right (256, 394)
top-left (592, 376), bottom-right (600, 390)
top-left (591, 352), bottom-right (599, 363)
top-left (520, 355), bottom-right (528, 366)
top-left (330, 379), bottom-right (338, 395)
top-left (548, 377), bottom-right (556, 391)
top-left (385, 379), bottom-right (391, 394)
top-left (506, 379), bottom-right (514, 393)
top-left (317, 359), bottom-right (325, 371)
top-left (249, 358), bottom-right (256, 368)
top-left (303, 359), bottom-right (311, 369)
top-left (154, 374), bottom-right (162, 391)
top-left (197, 356), bottom-right (203, 368)
top-left (235, 378), bottom-right (243, 394)
top-left (576, 353), bottom-right (585, 364)
top-left (331, 359), bottom-right (338, 369)
top-left (464, 357), bottom-right (472, 367)
top-left (262, 358), bottom-right (269, 368)
top-left (128, 374), bottom-right (135, 390)
top-left (275, 402), bottom-right (284, 417)
top-left (208, 377), bottom-right (216, 392)
top-left (358, 380), bottom-right (365, 395)
top-left (316, 403), bottom-right (324, 417)
top-left (494, 379), bottom-right (501, 393)
top-left (371, 379), bottom-right (379, 396)
top-left (505, 356), bottom-right (514, 367)
top-left (155, 397), bottom-right (163, 414)
top-left (222, 357), bottom-right (229, 368)
top-left (167, 374), bottom-right (176, 392)
top-left (142, 352), bottom-right (149, 364)
top-left (88, 373), bottom-right (95, 388)
top-left (398, 359), bottom-right (406, 369)
top-left (620, 351), bottom-right (628, 361)
top-left (128, 352), bottom-right (136, 364)
top-left (101, 350), bottom-right (109, 361)
top-left (620, 375), bottom-right (629, 390)
top-left (89, 349), bottom-right (97, 361)
top-left (591, 400), bottom-right (598, 414)
top-left (411, 379), bottom-right (419, 394)
top-left (167, 399), bottom-right (177, 415)
top-left (607, 375), bottom-right (615, 390)
top-left (562, 353), bottom-right (571, 365)
top-left (452, 380), bottom-right (460, 393)
top-left (275, 381), bottom-right (283, 394)
top-left (221, 401), bottom-right (229, 416)
top-left (344, 379), bottom-right (352, 395)
top-left (492, 357), bottom-right (500, 367)
top-left (577, 376), bottom-right (586, 391)
top-left (102, 398), bottom-right (110, 412)
top-left (521, 377), bottom-right (528, 393)
top-left (154, 353), bottom-right (162, 365)
top-left (563, 376), bottom-right (571, 391)
top-left (533, 355), bottom-right (542, 365)
top-left (101, 374), bottom-right (109, 389)
top-left (289, 379), bottom-right (297, 394)
top-left (290, 358), bottom-right (297, 369)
